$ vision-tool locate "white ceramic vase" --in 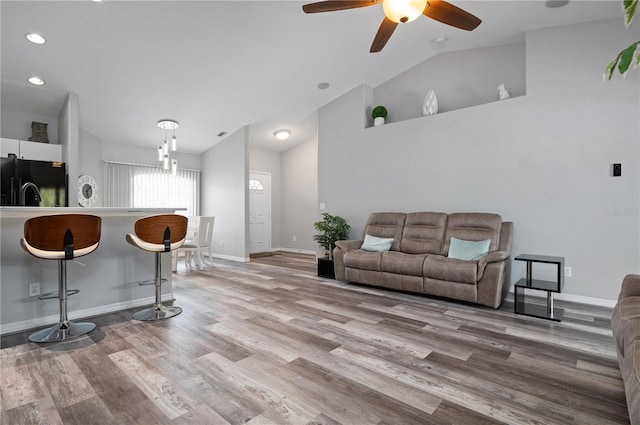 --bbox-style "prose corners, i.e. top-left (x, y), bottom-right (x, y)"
top-left (498, 83), bottom-right (510, 100)
top-left (423, 89), bottom-right (438, 116)
top-left (374, 117), bottom-right (385, 126)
